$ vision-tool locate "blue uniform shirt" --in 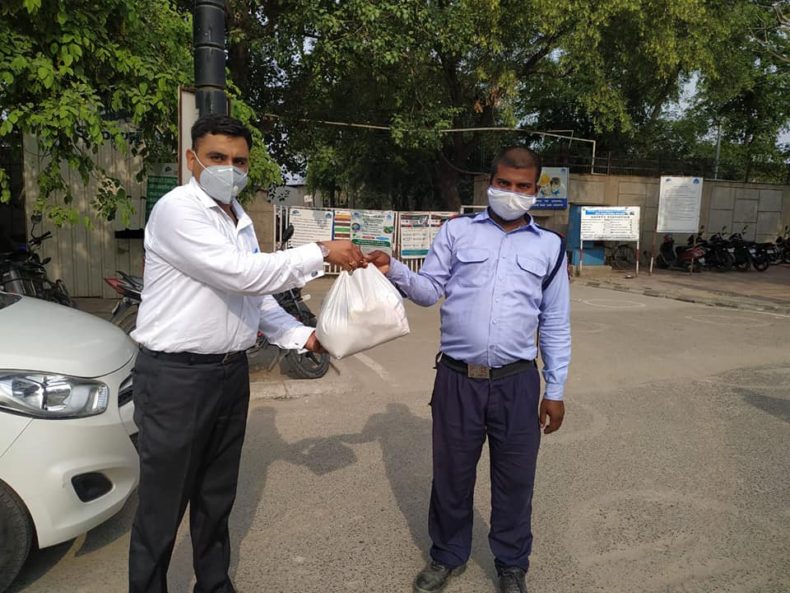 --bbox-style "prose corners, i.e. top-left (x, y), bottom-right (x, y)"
top-left (386, 209), bottom-right (571, 400)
